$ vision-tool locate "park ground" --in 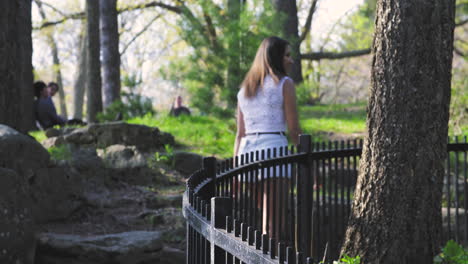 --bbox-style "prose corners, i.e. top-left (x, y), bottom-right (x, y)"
top-left (31, 102), bottom-right (468, 159)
